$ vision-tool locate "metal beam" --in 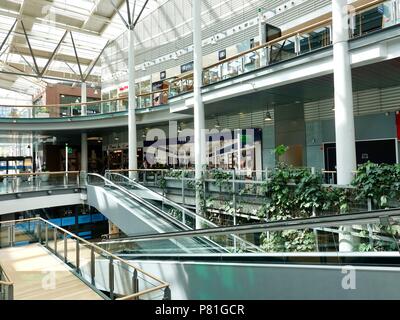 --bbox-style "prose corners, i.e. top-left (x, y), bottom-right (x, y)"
top-left (84, 40), bottom-right (110, 82)
top-left (20, 20), bottom-right (40, 75)
top-left (0, 9), bottom-right (102, 38)
top-left (0, 19), bottom-right (17, 54)
top-left (126, 0), bottom-right (132, 26)
top-left (131, 0), bottom-right (137, 25)
top-left (110, 0), bottom-right (130, 29)
top-left (13, 46), bottom-right (37, 75)
top-left (69, 31), bottom-right (84, 81)
top-left (64, 62), bottom-right (79, 76)
top-left (40, 30), bottom-right (68, 77)
top-left (133, 0), bottom-right (149, 28)
top-left (0, 69), bottom-right (83, 83)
